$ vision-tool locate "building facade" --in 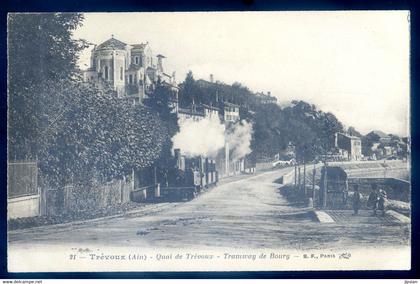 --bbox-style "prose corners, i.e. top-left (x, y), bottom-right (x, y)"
top-left (335, 133), bottom-right (362, 161)
top-left (255, 91), bottom-right (278, 104)
top-left (83, 36), bottom-right (178, 104)
top-left (223, 102), bottom-right (240, 123)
